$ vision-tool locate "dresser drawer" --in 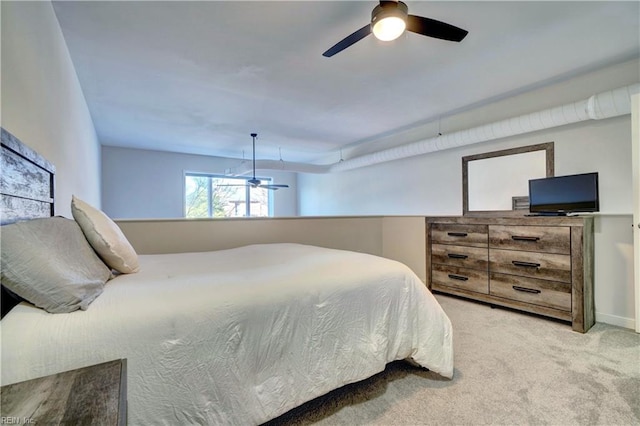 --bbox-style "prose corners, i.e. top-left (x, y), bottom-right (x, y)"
top-left (432, 263), bottom-right (489, 294)
top-left (432, 244), bottom-right (488, 270)
top-left (490, 273), bottom-right (571, 311)
top-left (490, 248), bottom-right (571, 283)
top-left (431, 224), bottom-right (488, 248)
top-left (489, 225), bottom-right (570, 254)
